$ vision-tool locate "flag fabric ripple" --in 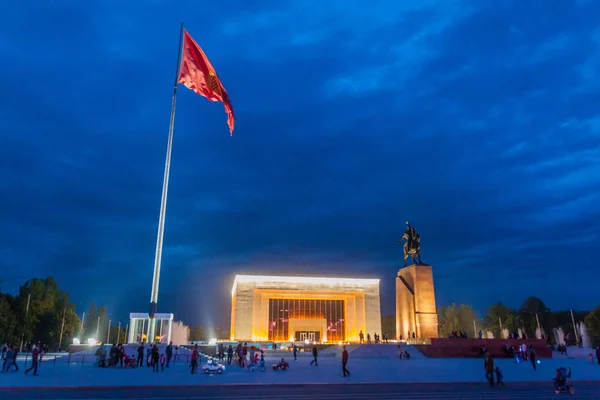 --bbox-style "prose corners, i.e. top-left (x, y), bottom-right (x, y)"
top-left (178, 30), bottom-right (235, 135)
